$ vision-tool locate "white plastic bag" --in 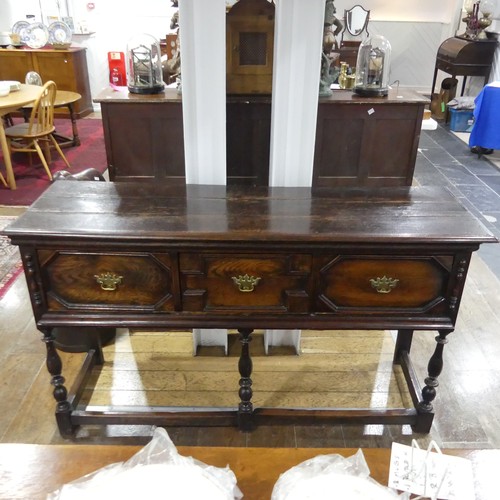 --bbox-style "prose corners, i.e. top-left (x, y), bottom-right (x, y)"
top-left (48, 427), bottom-right (242, 500)
top-left (271, 449), bottom-right (400, 500)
